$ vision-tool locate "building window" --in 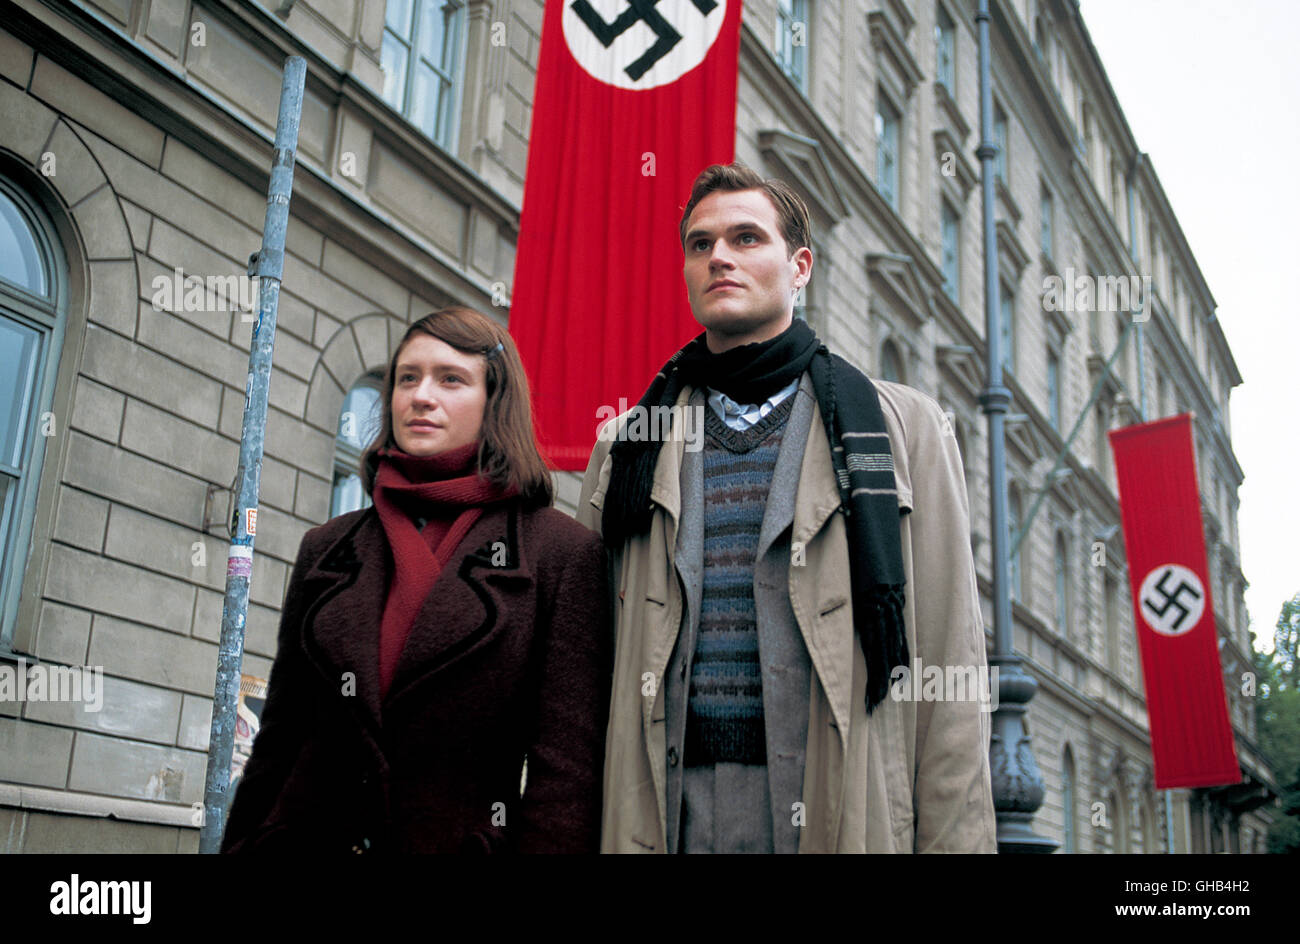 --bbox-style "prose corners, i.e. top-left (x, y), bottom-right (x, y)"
top-left (331, 374), bottom-right (384, 517)
top-left (1111, 789), bottom-right (1130, 853)
top-left (880, 338), bottom-right (906, 384)
top-left (1033, 16), bottom-right (1050, 66)
top-left (1095, 399), bottom-right (1109, 474)
top-left (1008, 485), bottom-right (1022, 602)
top-left (1047, 347), bottom-right (1061, 429)
top-left (1063, 748), bottom-right (1077, 853)
top-left (1054, 532), bottom-right (1069, 631)
top-left (1110, 157), bottom-right (1125, 223)
top-left (999, 281), bottom-right (1015, 374)
top-left (1104, 571), bottom-right (1119, 674)
top-left (1040, 184), bottom-right (1054, 260)
top-left (875, 92), bottom-right (901, 211)
top-left (0, 179), bottom-right (65, 649)
top-left (775, 0), bottom-right (808, 89)
top-left (935, 4), bottom-right (956, 94)
top-left (941, 200), bottom-right (960, 302)
top-left (993, 104), bottom-right (1008, 185)
top-left (1115, 312), bottom-right (1130, 387)
top-left (381, 0), bottom-right (466, 149)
